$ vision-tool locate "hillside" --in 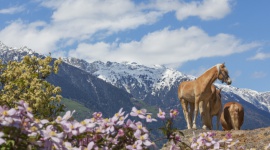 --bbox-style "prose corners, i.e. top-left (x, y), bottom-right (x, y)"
top-left (61, 98), bottom-right (93, 121)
